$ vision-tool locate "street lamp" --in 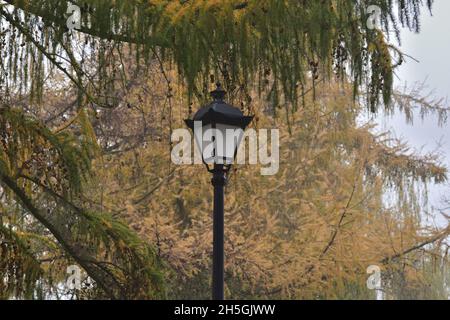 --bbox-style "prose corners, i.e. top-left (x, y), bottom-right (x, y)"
top-left (185, 83), bottom-right (253, 300)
